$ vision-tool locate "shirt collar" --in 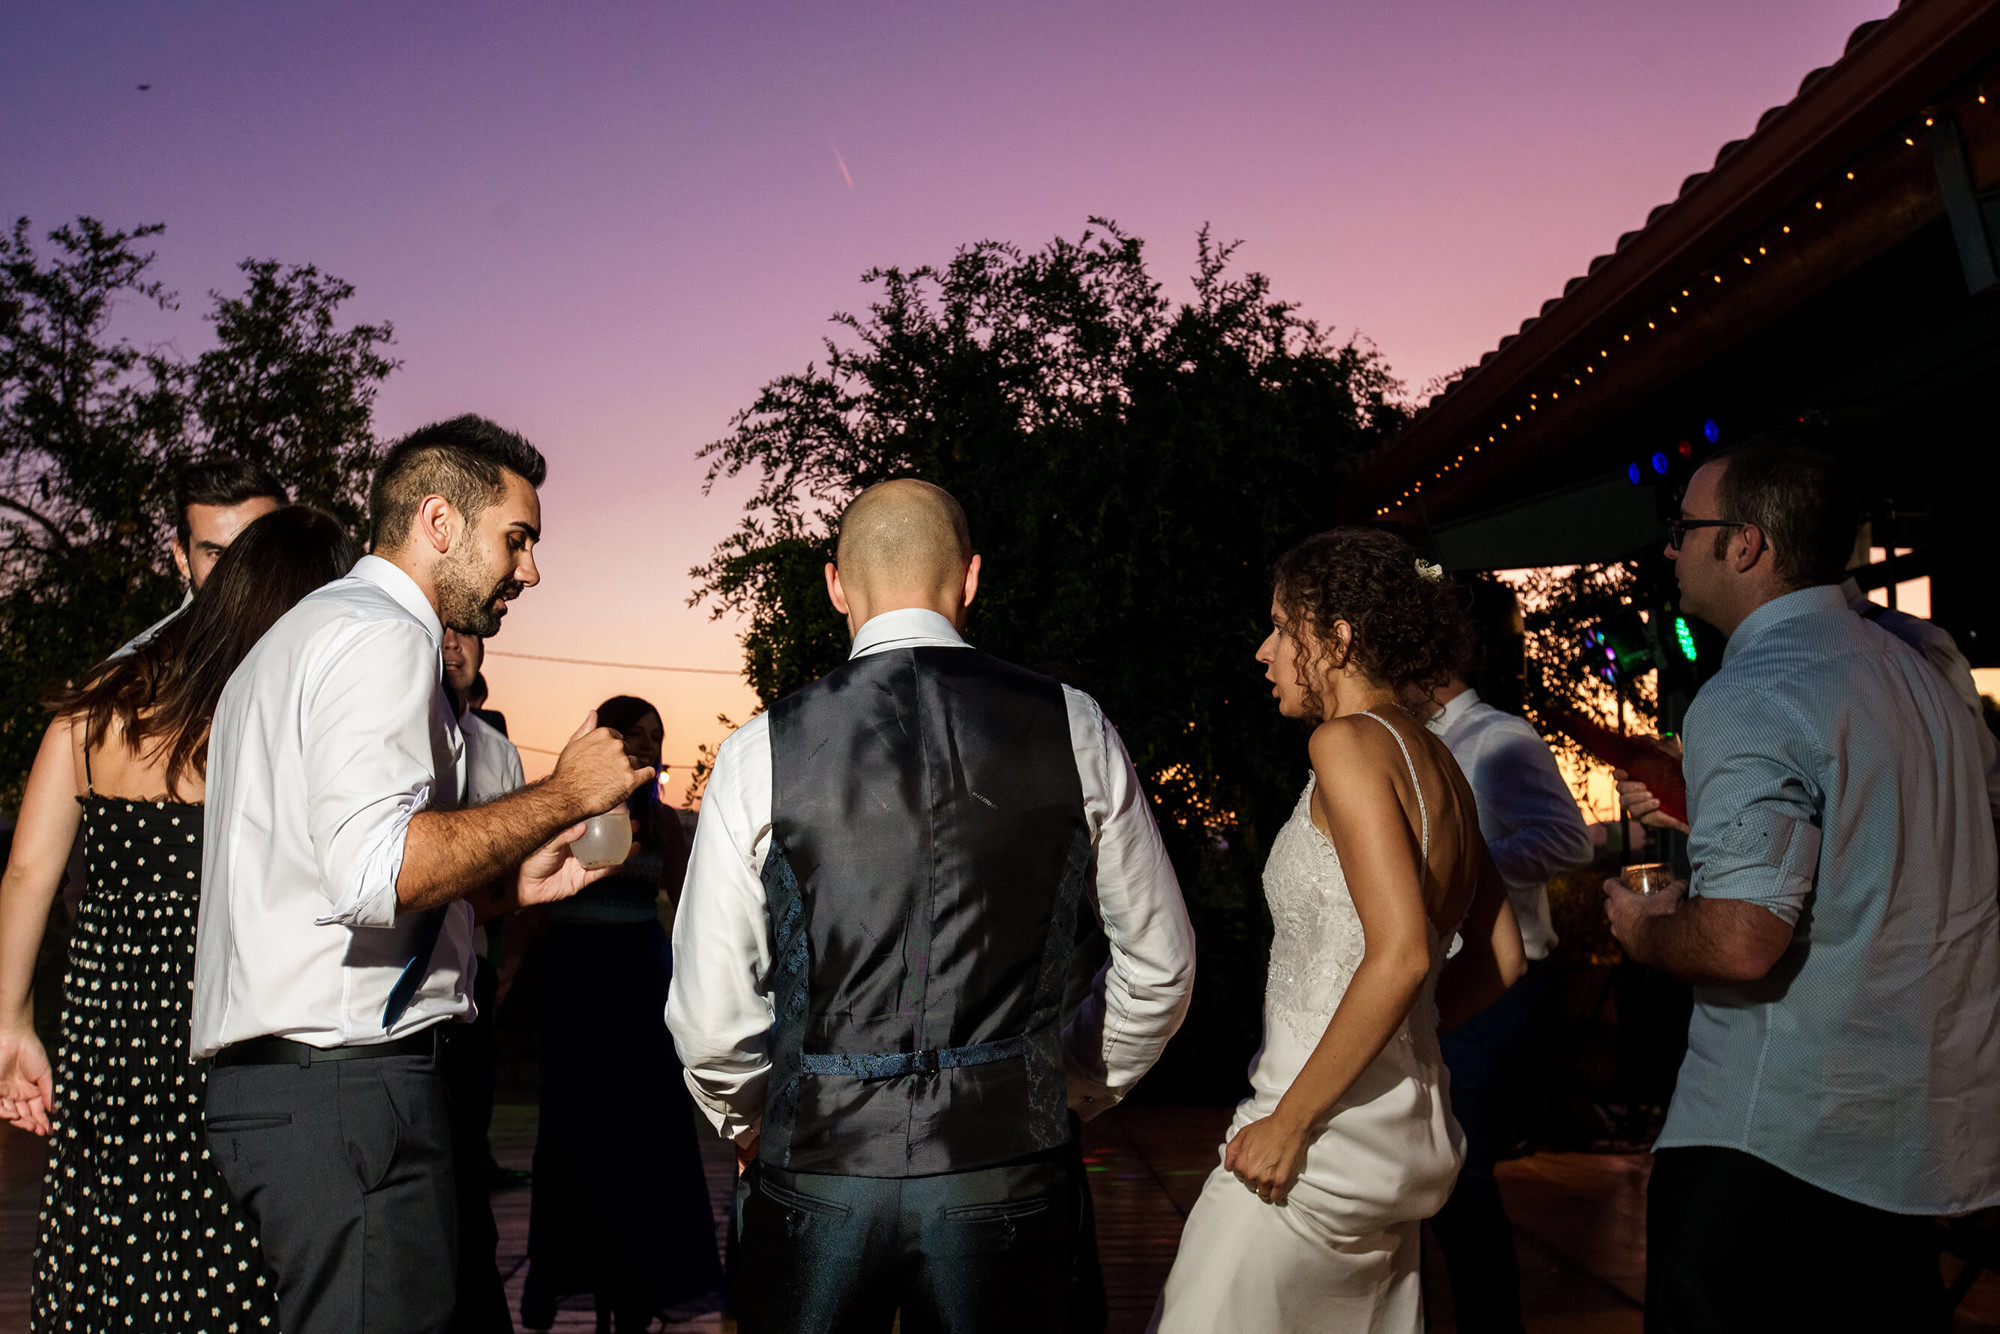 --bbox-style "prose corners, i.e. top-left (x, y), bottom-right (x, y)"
top-left (1428, 686), bottom-right (1480, 735)
top-left (848, 607), bottom-right (968, 659)
top-left (1722, 583), bottom-right (1847, 665)
top-left (350, 554), bottom-right (445, 647)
